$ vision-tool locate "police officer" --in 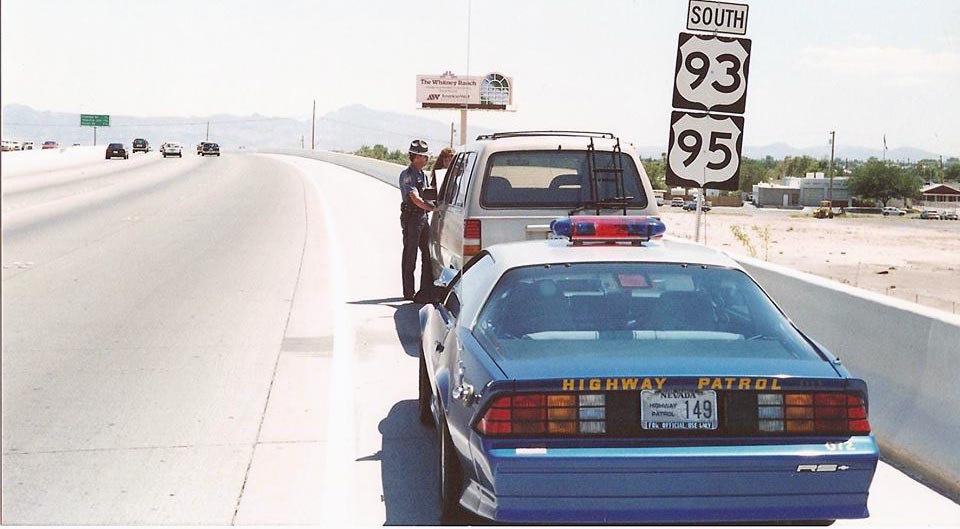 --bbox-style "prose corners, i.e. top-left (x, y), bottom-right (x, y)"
top-left (399, 139), bottom-right (436, 301)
